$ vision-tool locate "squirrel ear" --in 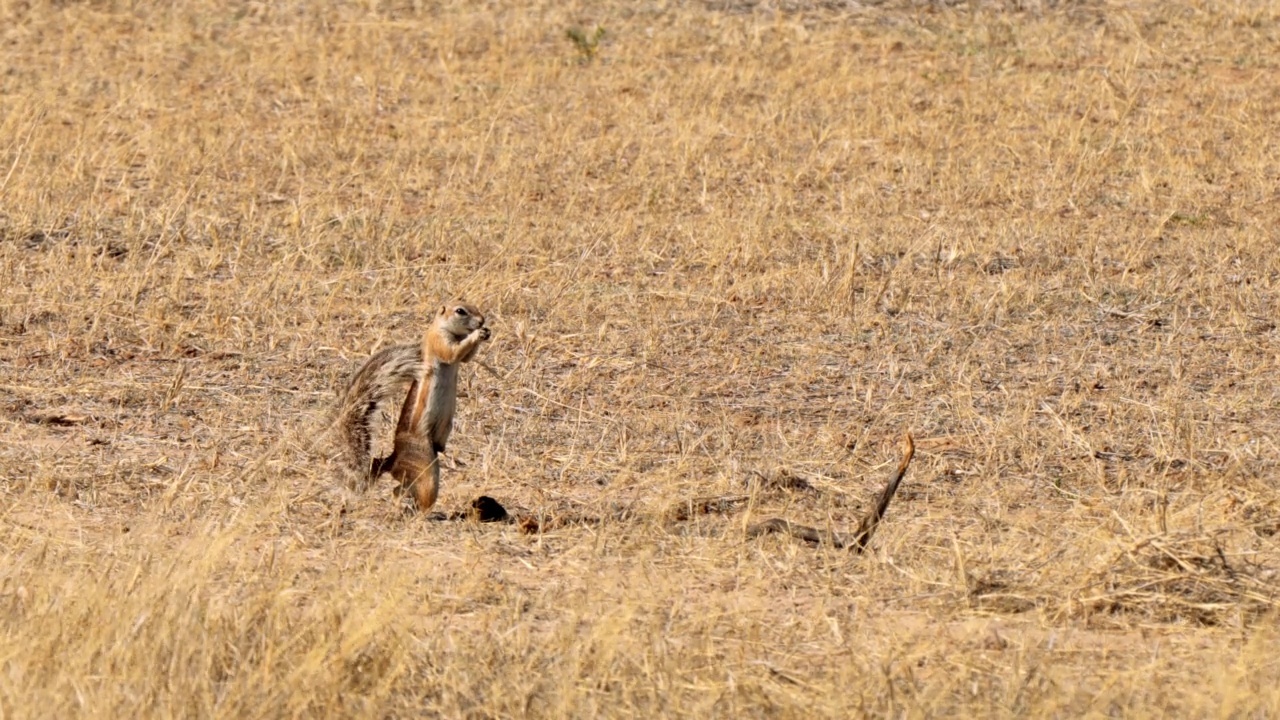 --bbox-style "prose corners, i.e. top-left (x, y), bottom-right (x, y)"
top-left (439, 304), bottom-right (446, 316)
